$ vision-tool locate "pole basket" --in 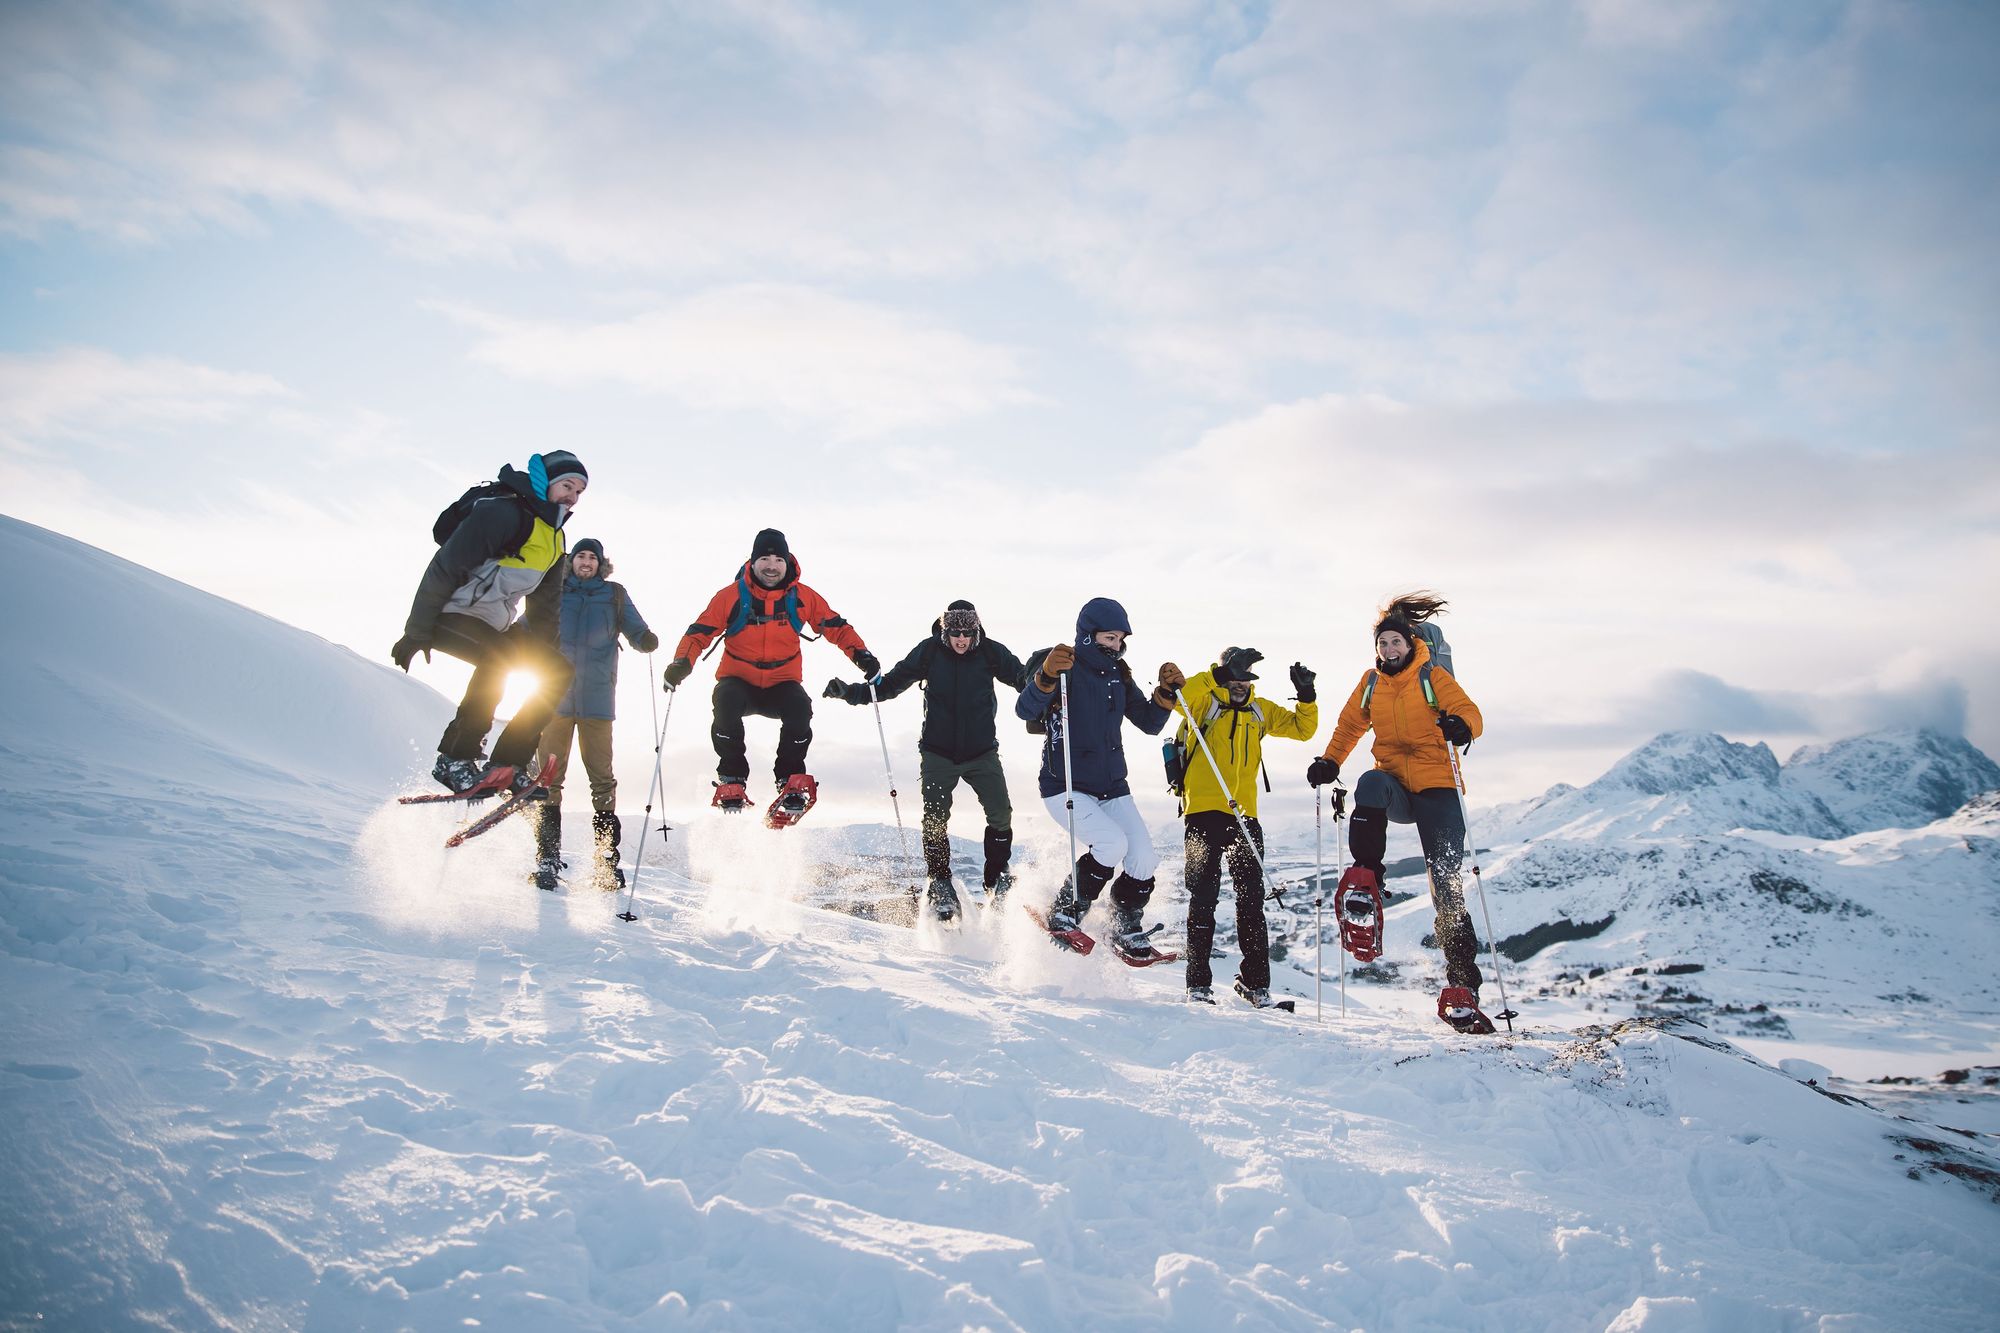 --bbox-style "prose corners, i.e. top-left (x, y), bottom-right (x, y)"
top-left (1335, 865), bottom-right (1385, 962)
